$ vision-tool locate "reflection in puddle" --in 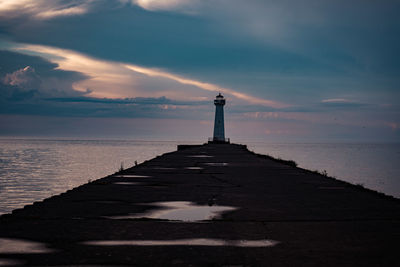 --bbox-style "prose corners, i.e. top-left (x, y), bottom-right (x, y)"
top-left (204, 163), bottom-right (229, 166)
top-left (113, 182), bottom-right (142, 185)
top-left (113, 175), bottom-right (150, 178)
top-left (185, 167), bottom-right (204, 170)
top-left (0, 258), bottom-right (24, 266)
top-left (187, 155), bottom-right (213, 158)
top-left (84, 238), bottom-right (279, 247)
top-left (0, 238), bottom-right (54, 254)
top-left (152, 167), bottom-right (176, 170)
top-left (106, 201), bottom-right (236, 221)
